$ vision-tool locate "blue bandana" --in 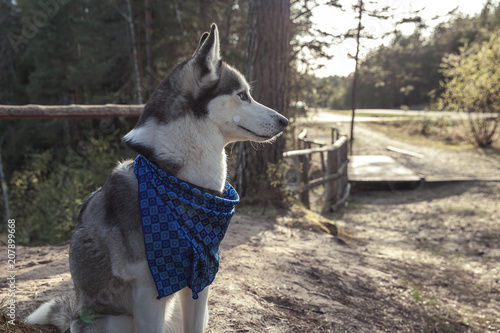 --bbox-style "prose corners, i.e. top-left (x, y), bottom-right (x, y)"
top-left (133, 155), bottom-right (239, 299)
